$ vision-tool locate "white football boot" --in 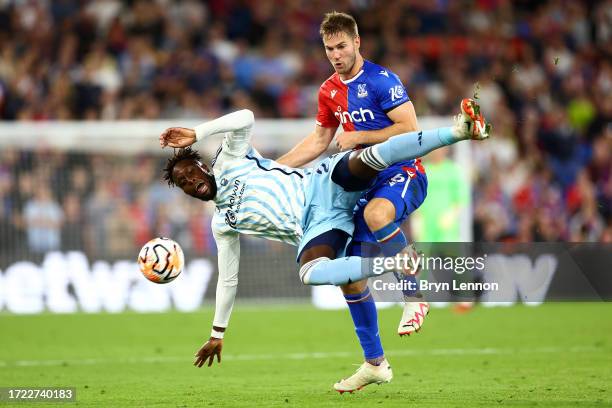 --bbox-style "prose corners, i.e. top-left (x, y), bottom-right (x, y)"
top-left (334, 359), bottom-right (393, 393)
top-left (453, 98), bottom-right (491, 140)
top-left (390, 243), bottom-right (430, 337)
top-left (398, 300), bottom-right (430, 337)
